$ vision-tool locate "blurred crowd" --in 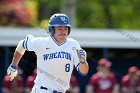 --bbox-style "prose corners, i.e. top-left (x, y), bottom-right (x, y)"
top-left (86, 58), bottom-right (140, 93)
top-left (2, 58), bottom-right (140, 93)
